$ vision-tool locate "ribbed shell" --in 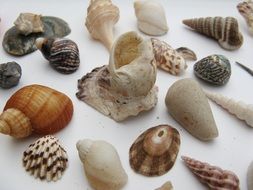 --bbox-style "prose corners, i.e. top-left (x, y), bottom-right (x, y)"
top-left (237, 1), bottom-right (253, 35)
top-left (23, 135), bottom-right (68, 181)
top-left (129, 125), bottom-right (180, 176)
top-left (194, 54), bottom-right (231, 85)
top-left (182, 156), bottom-right (240, 190)
top-left (183, 17), bottom-right (243, 50)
